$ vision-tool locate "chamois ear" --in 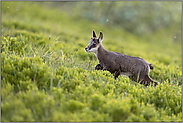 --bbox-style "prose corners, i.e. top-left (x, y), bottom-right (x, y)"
top-left (93, 30), bottom-right (97, 38)
top-left (99, 31), bottom-right (103, 42)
